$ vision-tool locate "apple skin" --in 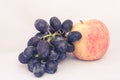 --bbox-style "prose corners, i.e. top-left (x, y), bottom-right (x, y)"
top-left (71, 19), bottom-right (110, 60)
